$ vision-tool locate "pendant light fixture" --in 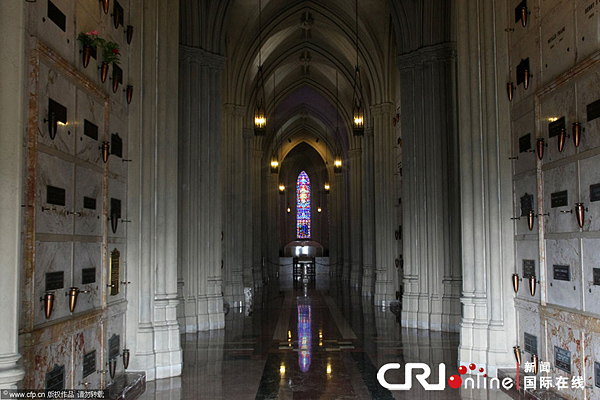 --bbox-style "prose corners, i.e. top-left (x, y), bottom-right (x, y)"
top-left (254, 0), bottom-right (267, 135)
top-left (352, 0), bottom-right (364, 136)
